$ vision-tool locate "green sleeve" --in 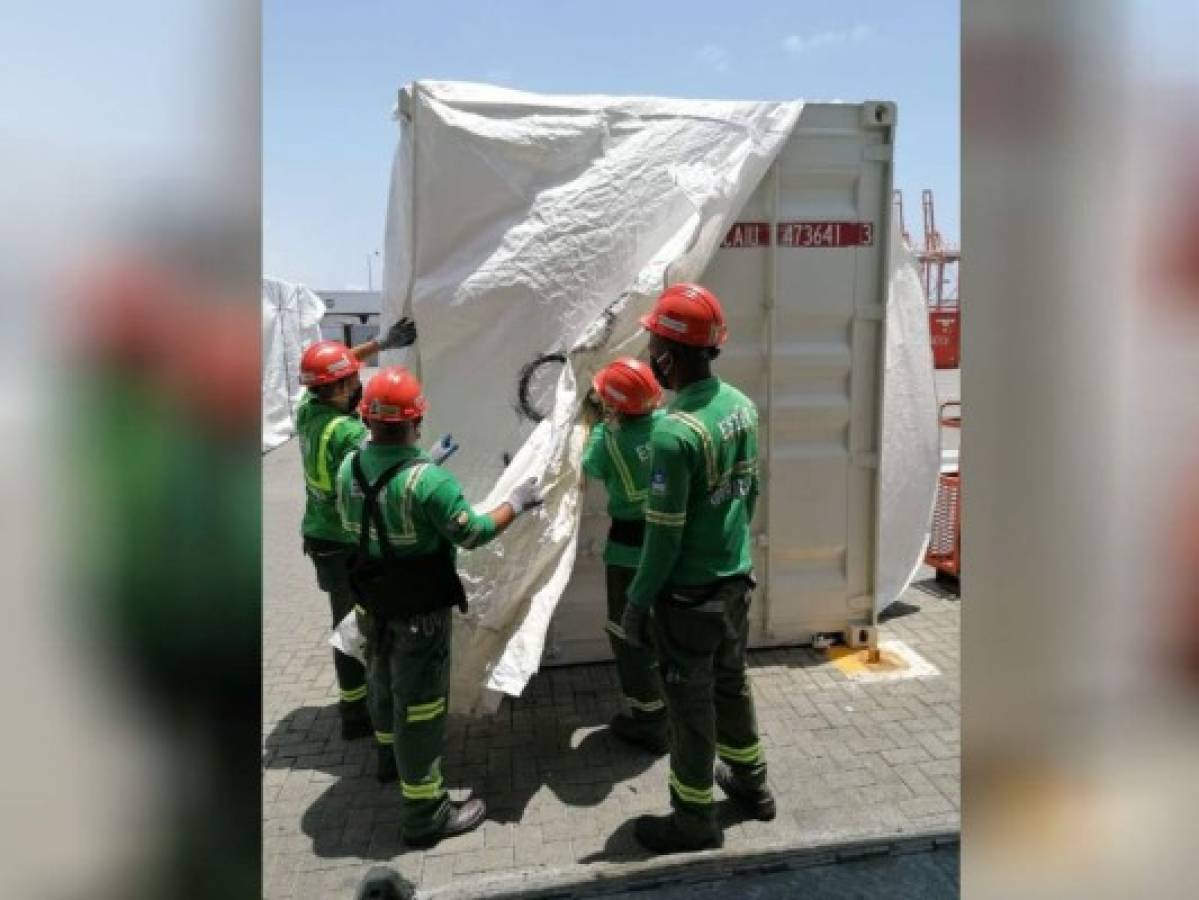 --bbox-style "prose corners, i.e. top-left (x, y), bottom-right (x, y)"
top-left (744, 413), bottom-right (760, 523)
top-left (581, 422), bottom-right (608, 480)
top-left (335, 453), bottom-right (356, 534)
top-left (329, 417), bottom-right (368, 468)
top-left (626, 423), bottom-right (691, 609)
top-left (418, 468), bottom-right (499, 550)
